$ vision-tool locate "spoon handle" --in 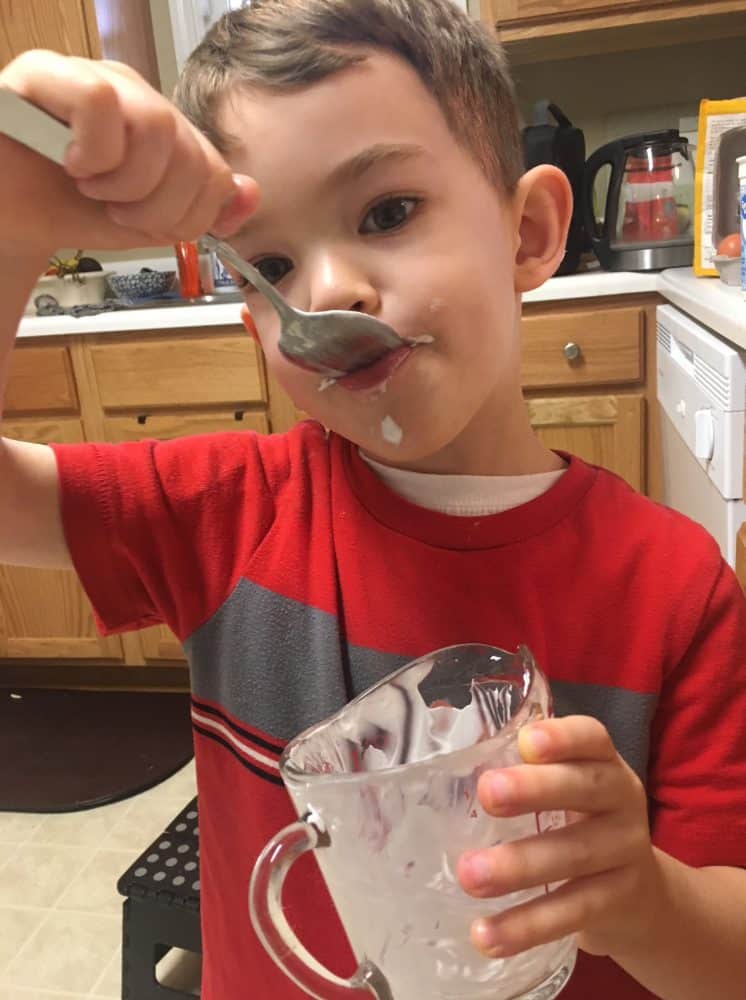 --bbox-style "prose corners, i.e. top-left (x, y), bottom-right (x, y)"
top-left (0, 87), bottom-right (71, 165)
top-left (199, 235), bottom-right (294, 324)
